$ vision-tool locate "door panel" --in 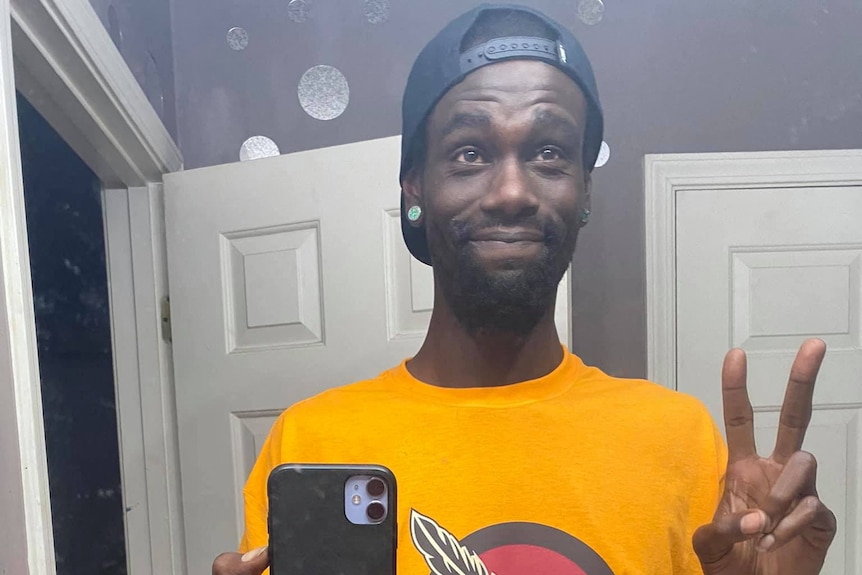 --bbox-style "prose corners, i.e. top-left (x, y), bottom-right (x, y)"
top-left (676, 184), bottom-right (862, 574)
top-left (165, 135), bottom-right (571, 572)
